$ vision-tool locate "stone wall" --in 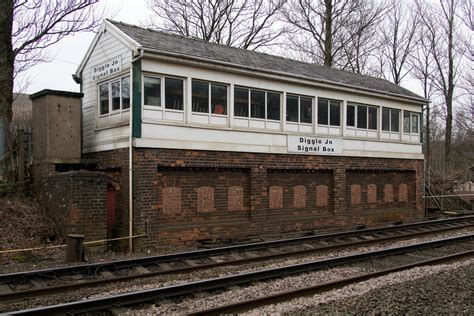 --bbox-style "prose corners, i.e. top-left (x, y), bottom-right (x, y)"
top-left (89, 148), bottom-right (424, 249)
